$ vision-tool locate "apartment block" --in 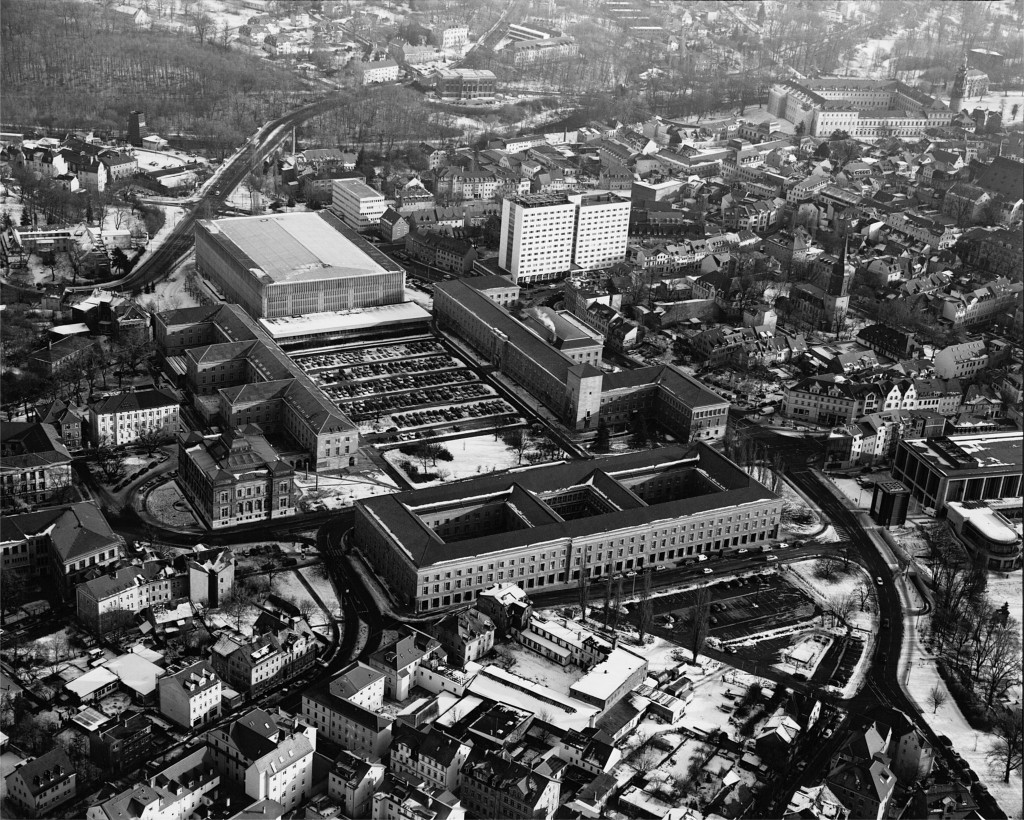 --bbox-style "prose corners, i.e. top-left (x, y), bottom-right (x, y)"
top-left (372, 774), bottom-right (466, 820)
top-left (301, 662), bottom-right (394, 761)
top-left (355, 444), bottom-right (781, 612)
top-left (88, 712), bottom-right (153, 777)
top-left (498, 193), bottom-right (578, 283)
top-left (460, 751), bottom-right (560, 820)
top-left (0, 422), bottom-right (73, 512)
top-left (328, 751), bottom-right (386, 819)
top-left (159, 661), bottom-right (223, 729)
top-left (87, 747), bottom-right (220, 820)
top-left (208, 709), bottom-right (316, 814)
top-left (567, 191), bottom-right (631, 271)
top-left (391, 725), bottom-right (472, 794)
